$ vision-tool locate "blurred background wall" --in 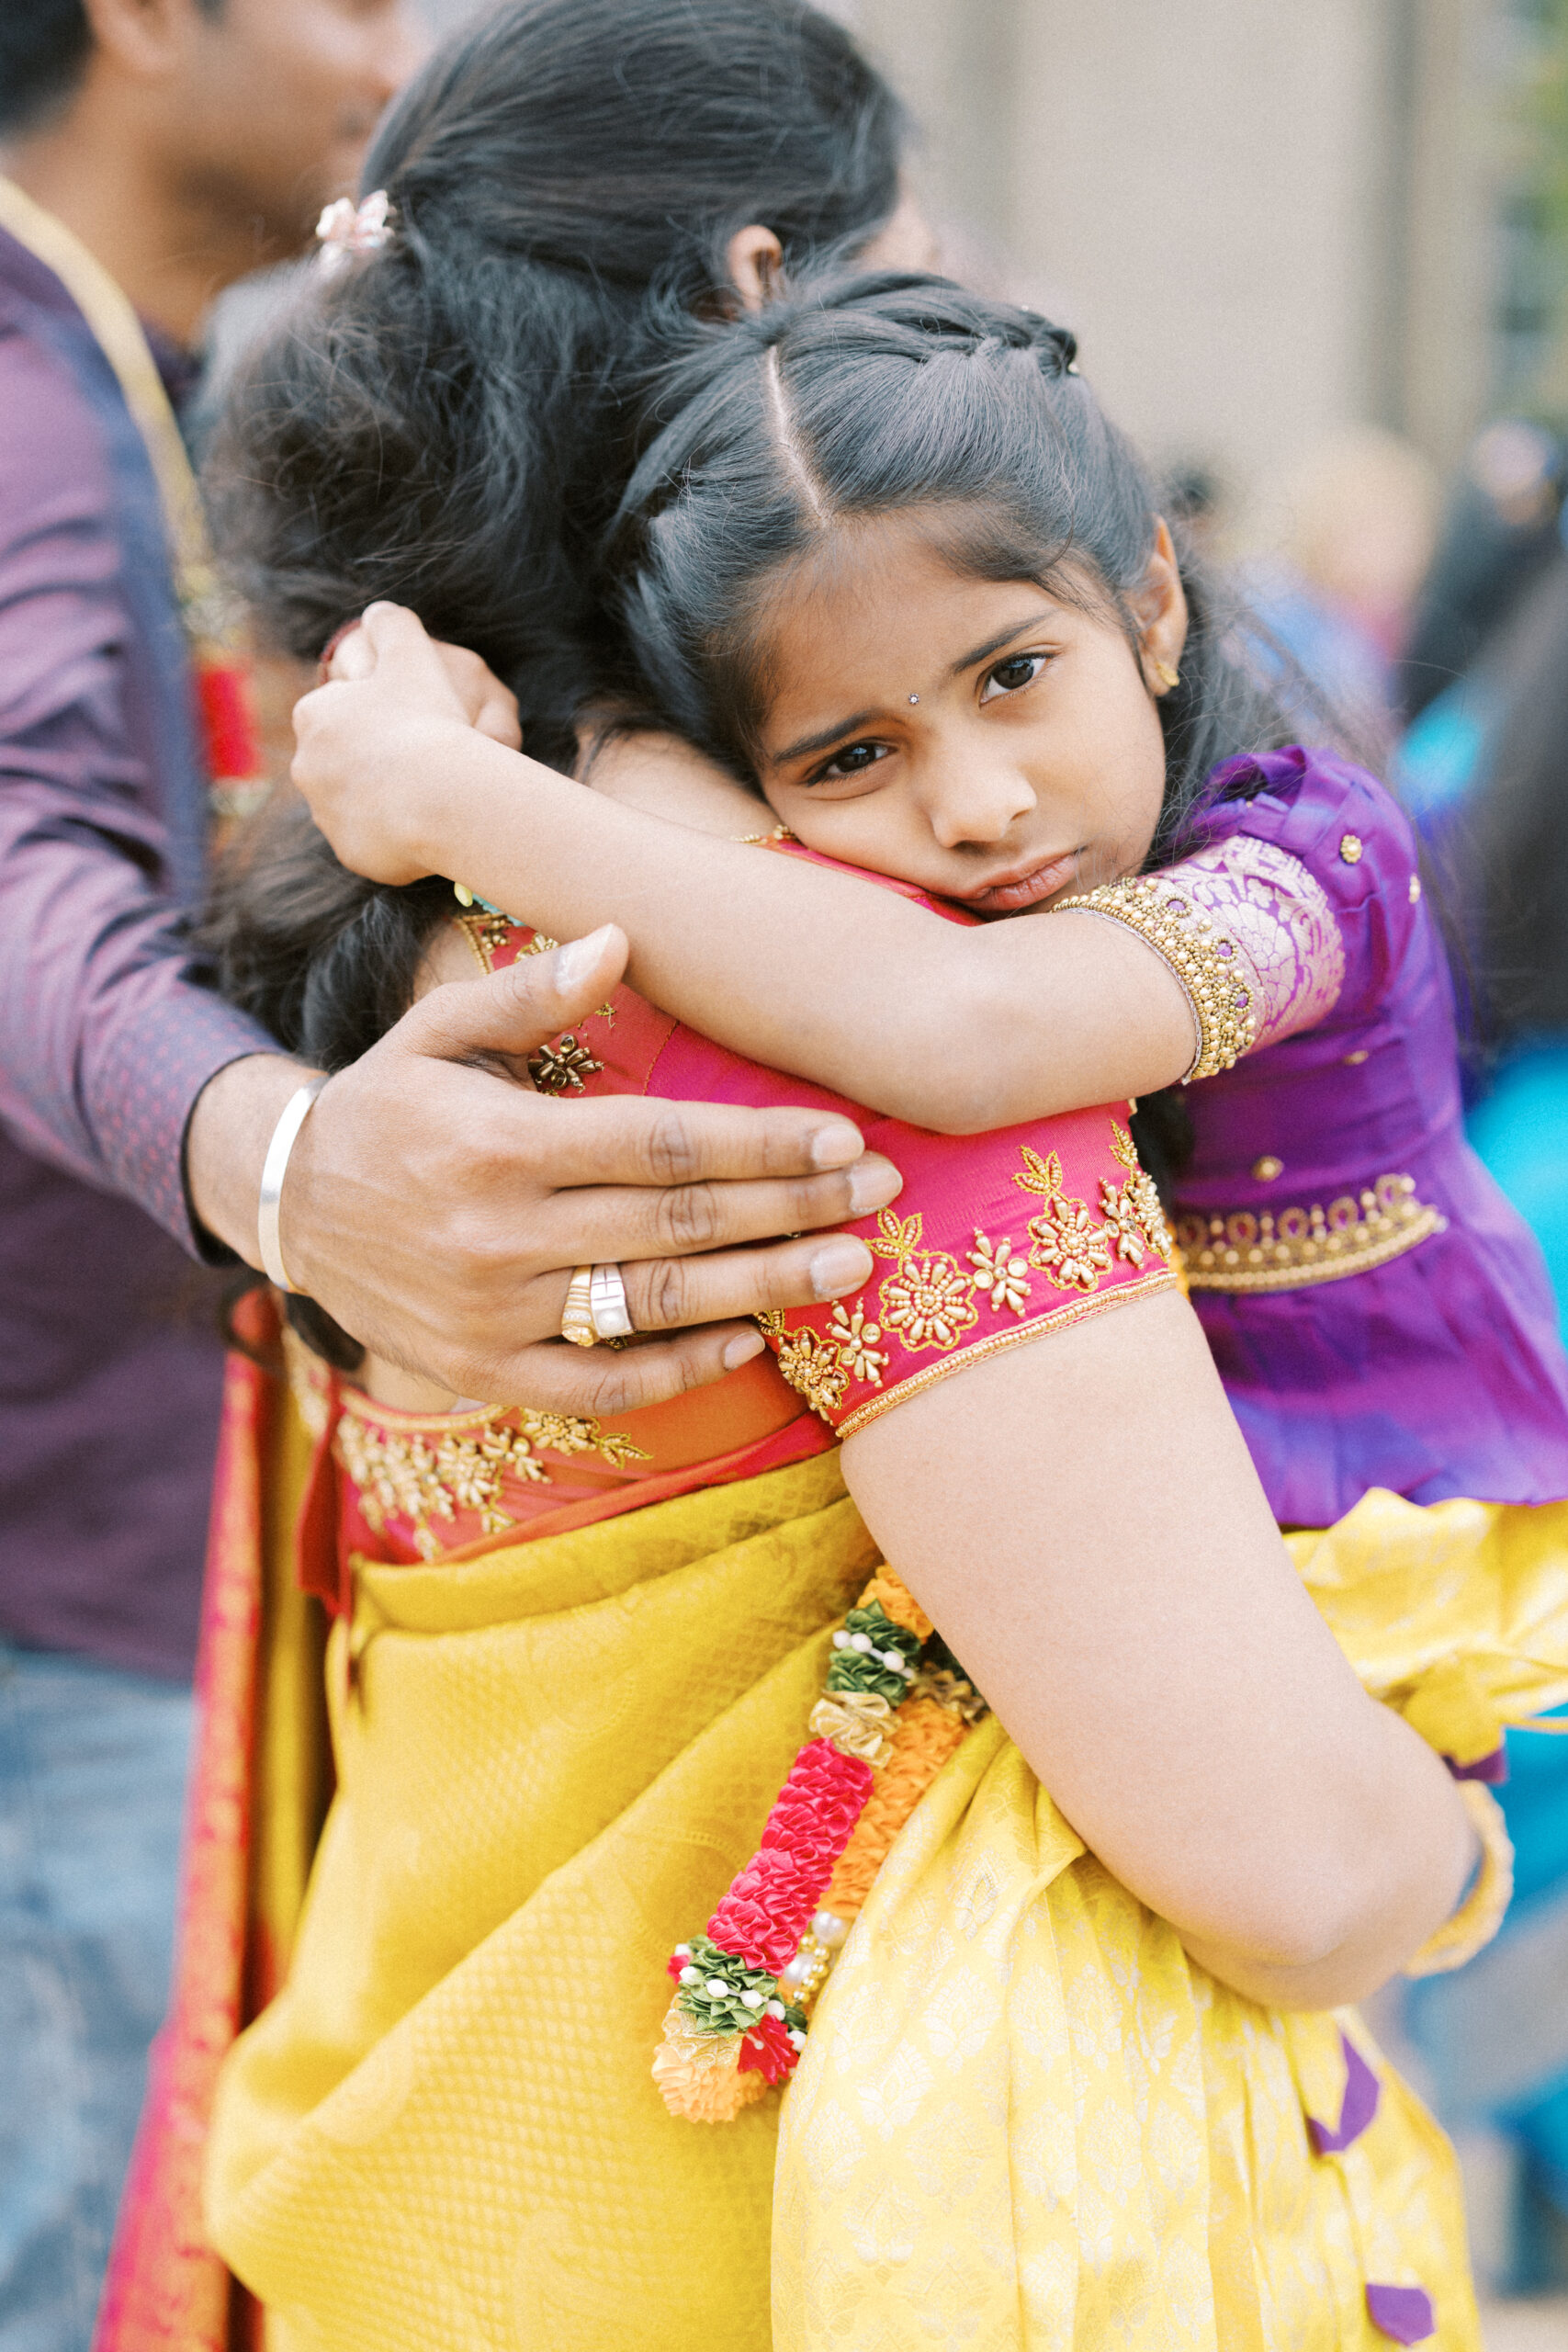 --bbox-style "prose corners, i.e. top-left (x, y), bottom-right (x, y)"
top-left (839, 0), bottom-right (1567, 535)
top-left (420, 0), bottom-right (1568, 542)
